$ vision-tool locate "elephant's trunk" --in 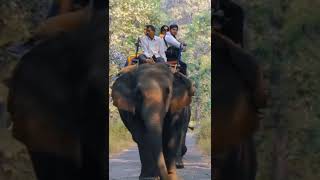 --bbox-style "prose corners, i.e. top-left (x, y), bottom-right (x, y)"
top-left (139, 83), bottom-right (170, 179)
top-left (143, 112), bottom-right (169, 180)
